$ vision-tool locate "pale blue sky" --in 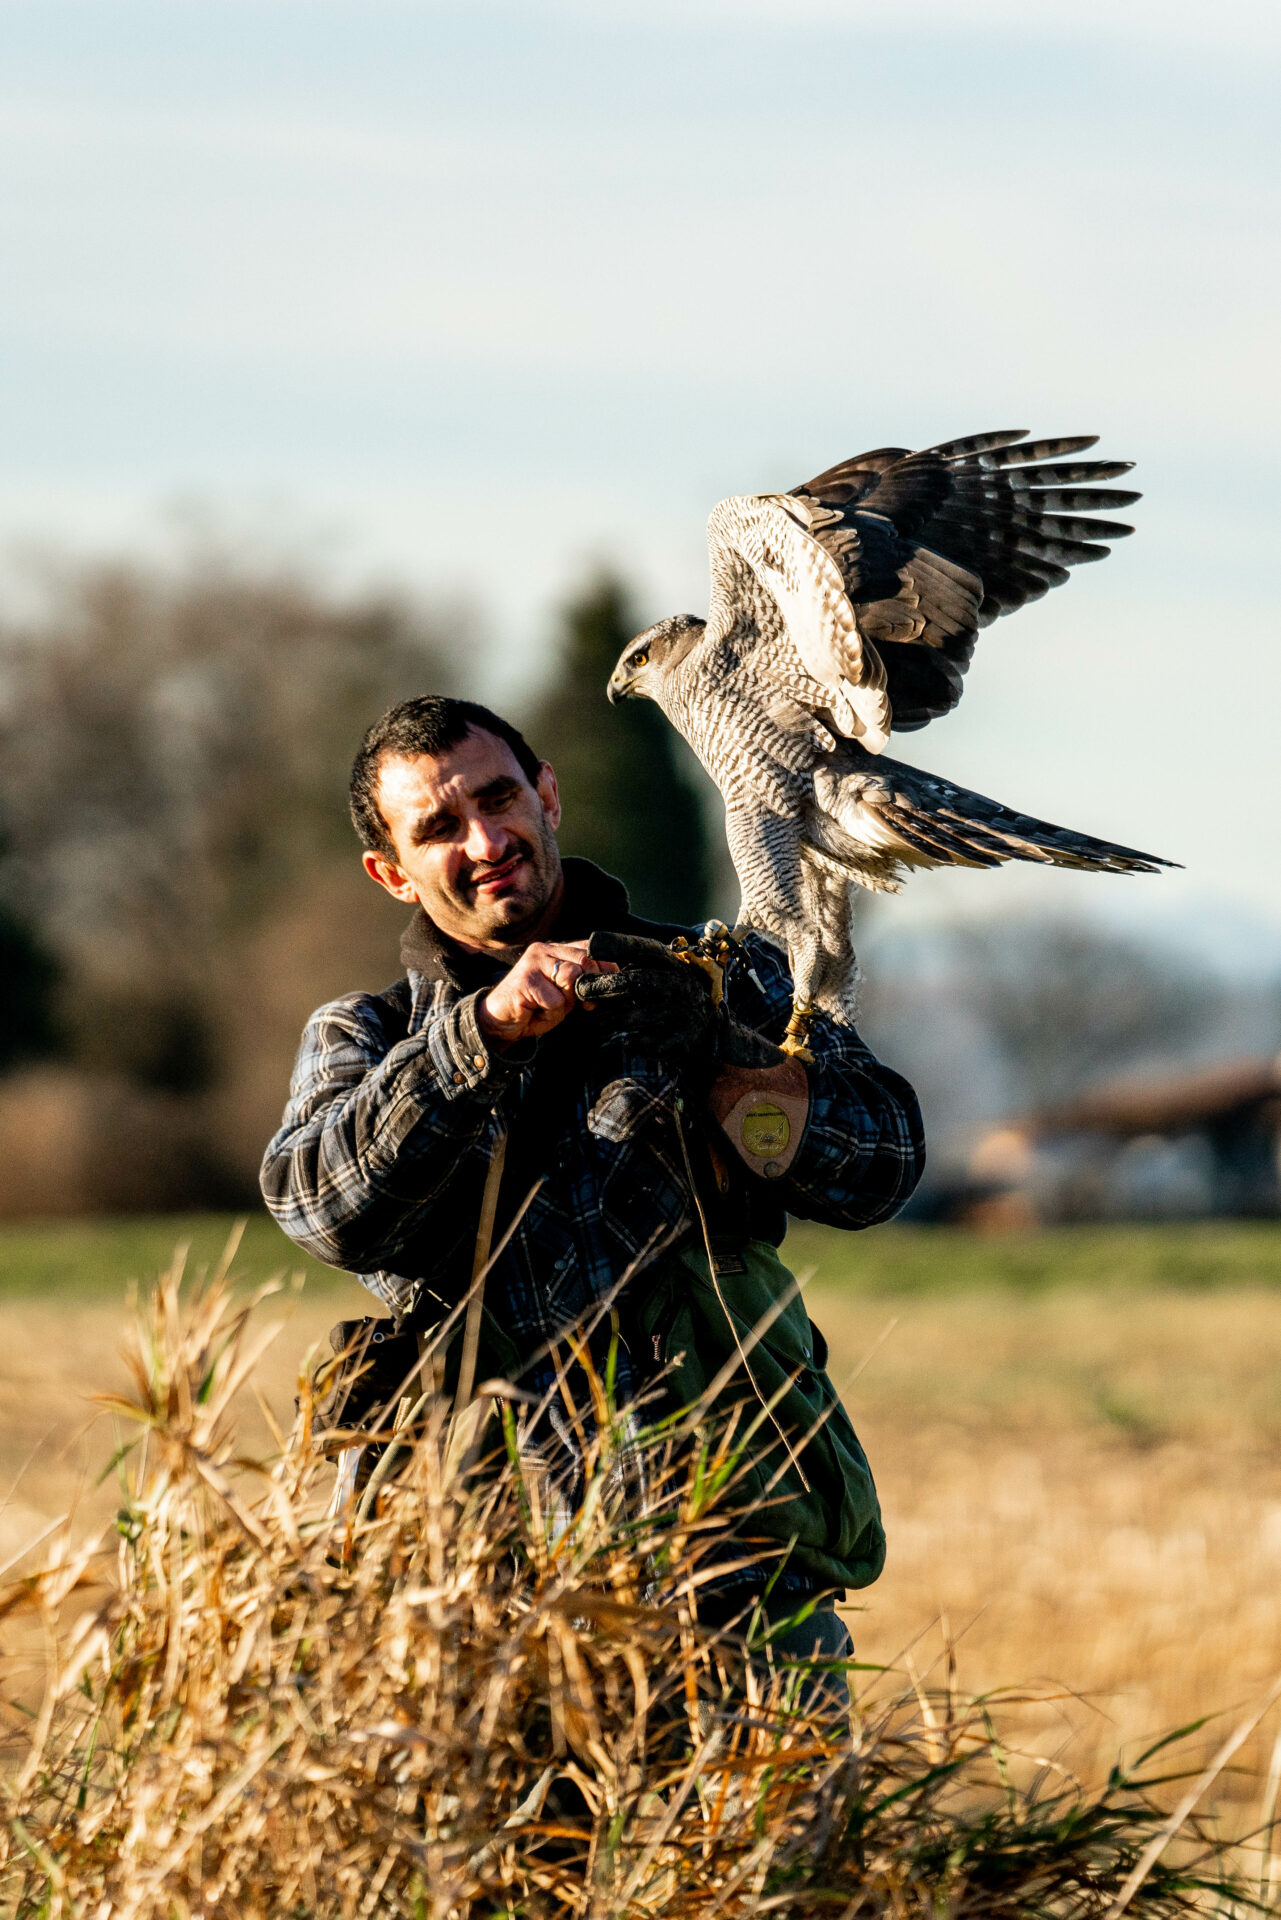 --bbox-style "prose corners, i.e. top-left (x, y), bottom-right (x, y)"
top-left (1, 0), bottom-right (1277, 961)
